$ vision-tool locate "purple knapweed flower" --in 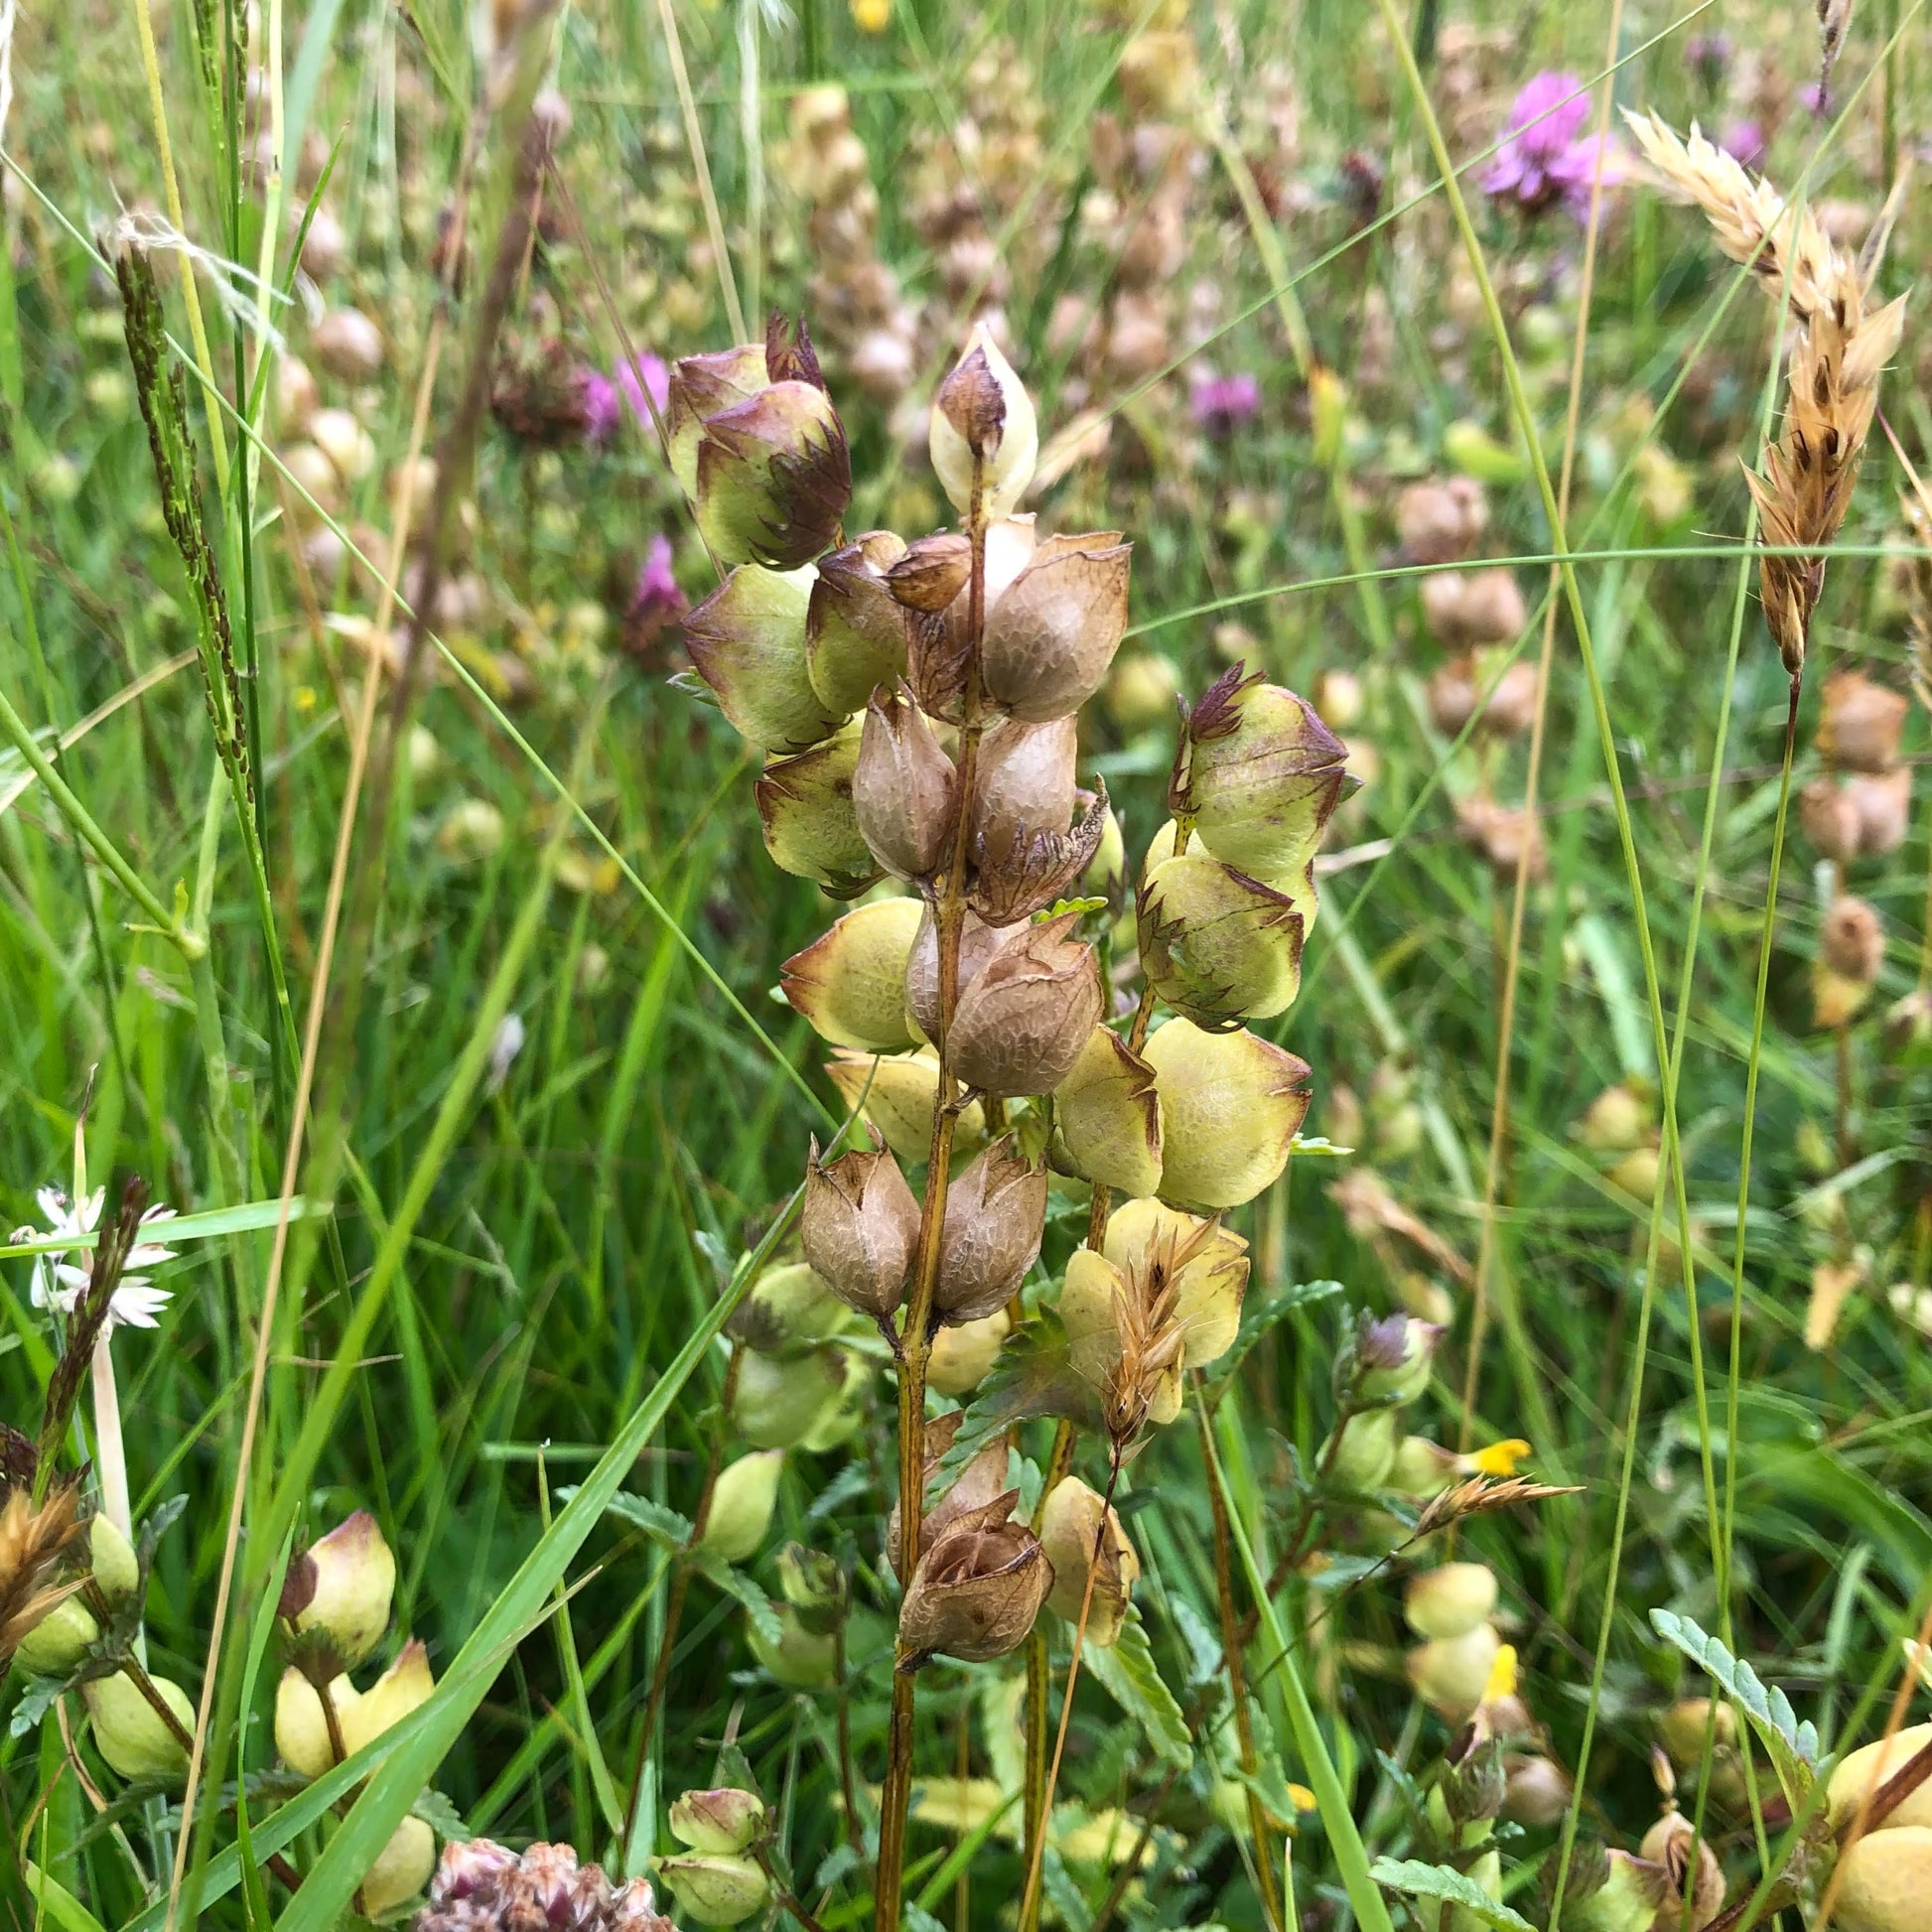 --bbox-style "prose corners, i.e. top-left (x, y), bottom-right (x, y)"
top-left (580, 368), bottom-right (621, 443)
top-left (1720, 120), bottom-right (1766, 170)
top-left (631, 533), bottom-right (686, 623)
top-left (1189, 370), bottom-right (1261, 436)
top-left (1482, 71), bottom-right (1626, 219)
top-left (618, 351), bottom-right (671, 426)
